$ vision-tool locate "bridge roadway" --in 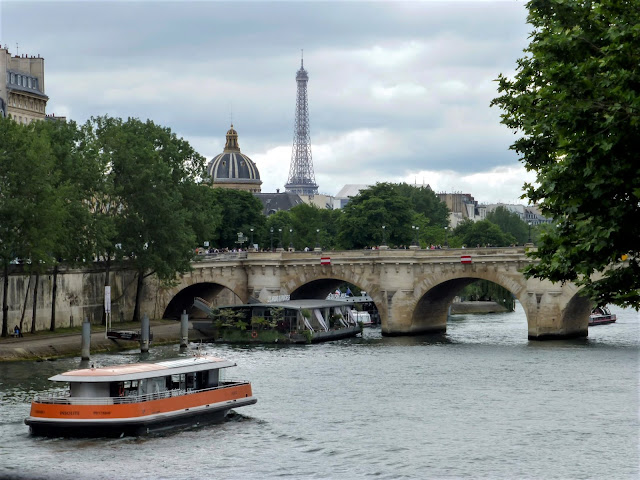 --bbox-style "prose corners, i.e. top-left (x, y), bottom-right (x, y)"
top-left (147, 247), bottom-right (591, 340)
